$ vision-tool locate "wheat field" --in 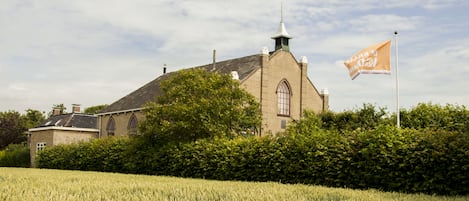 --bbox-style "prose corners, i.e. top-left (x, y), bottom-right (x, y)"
top-left (0, 168), bottom-right (466, 201)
